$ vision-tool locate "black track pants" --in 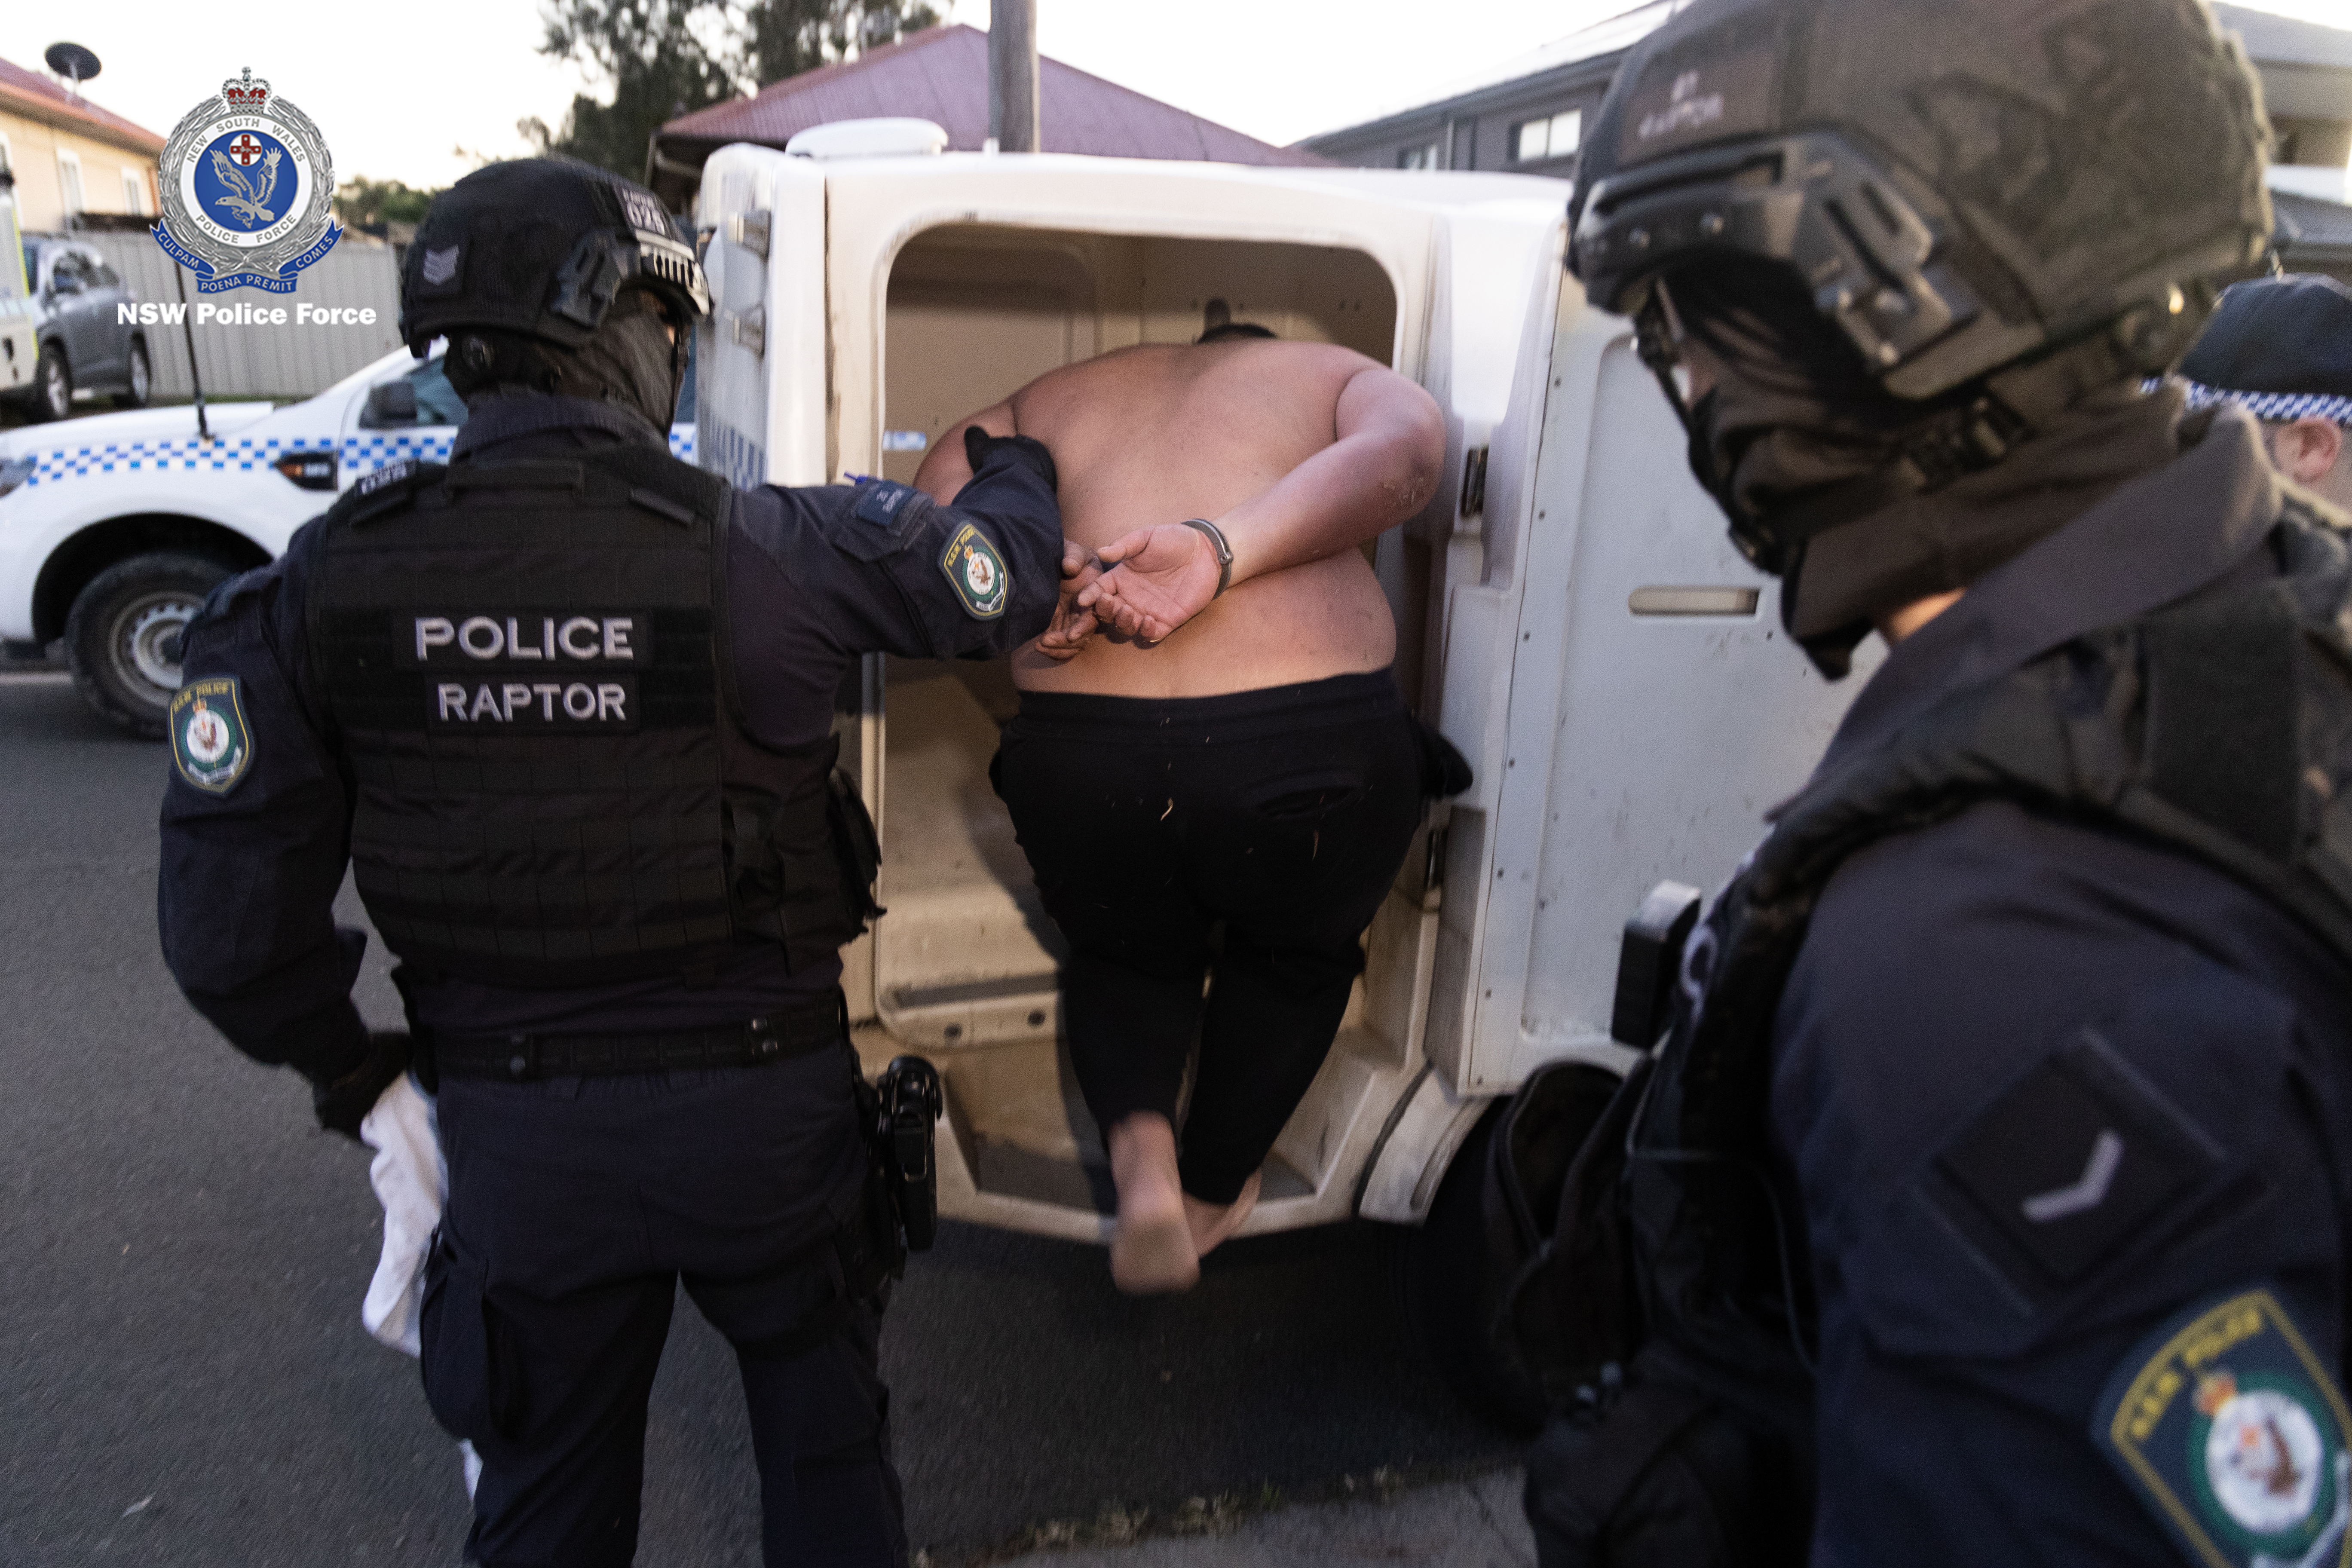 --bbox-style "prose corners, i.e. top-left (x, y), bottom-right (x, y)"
top-left (993, 671), bottom-right (1425, 1204)
top-left (424, 1048), bottom-right (906, 1568)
